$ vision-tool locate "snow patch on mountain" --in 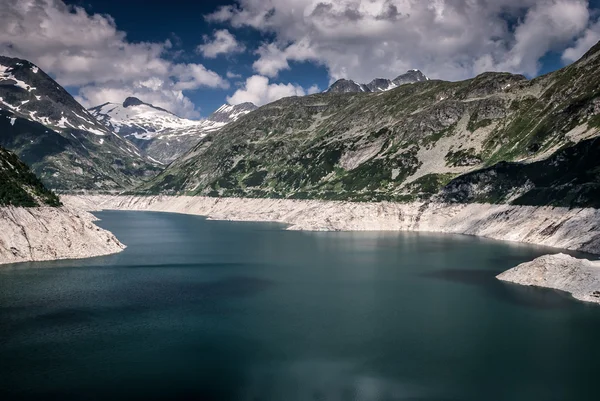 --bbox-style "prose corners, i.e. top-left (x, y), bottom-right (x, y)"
top-left (90, 99), bottom-right (205, 139)
top-left (1, 63), bottom-right (36, 92)
top-left (210, 102), bottom-right (258, 123)
top-left (89, 97), bottom-right (257, 163)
